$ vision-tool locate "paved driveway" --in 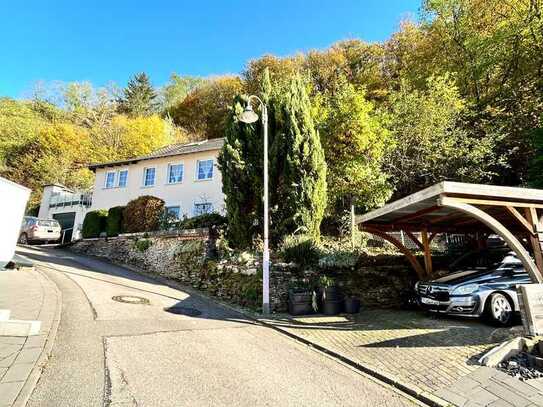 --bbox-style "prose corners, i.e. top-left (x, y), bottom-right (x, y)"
top-left (259, 309), bottom-right (526, 404)
top-left (17, 246), bottom-right (416, 407)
